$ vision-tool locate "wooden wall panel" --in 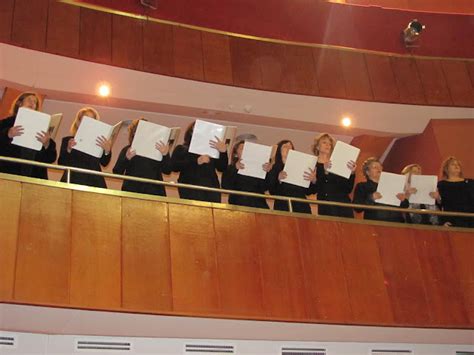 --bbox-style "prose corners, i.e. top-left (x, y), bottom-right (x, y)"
top-left (441, 61), bottom-right (474, 107)
top-left (70, 191), bottom-right (122, 308)
top-left (255, 214), bottom-right (307, 319)
top-left (79, 8), bottom-right (112, 64)
top-left (168, 204), bottom-right (220, 313)
top-left (143, 21), bottom-right (174, 76)
top-left (365, 53), bottom-right (401, 103)
top-left (172, 27), bottom-right (204, 81)
top-left (11, 0), bottom-right (49, 50)
top-left (375, 226), bottom-right (430, 325)
top-left (0, 179), bottom-right (21, 300)
top-left (112, 15), bottom-right (143, 71)
top-left (229, 37), bottom-right (263, 89)
top-left (0, 87), bottom-right (46, 120)
top-left (258, 41), bottom-right (285, 92)
top-left (391, 57), bottom-right (426, 104)
top-left (282, 46), bottom-right (319, 95)
top-left (298, 219), bottom-right (352, 322)
top-left (202, 32), bottom-right (233, 85)
top-left (338, 223), bottom-right (394, 324)
top-left (339, 51), bottom-right (373, 101)
top-left (0, 0), bottom-right (14, 43)
top-left (121, 198), bottom-right (172, 312)
top-left (416, 59), bottom-right (452, 105)
top-left (213, 210), bottom-right (264, 316)
top-left (313, 48), bottom-right (347, 98)
top-left (14, 184), bottom-right (71, 304)
top-left (46, 0), bottom-right (80, 57)
top-left (414, 231), bottom-right (469, 326)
